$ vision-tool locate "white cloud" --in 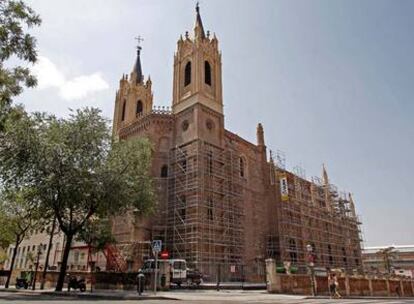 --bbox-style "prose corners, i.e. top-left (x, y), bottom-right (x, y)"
top-left (32, 56), bottom-right (109, 101)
